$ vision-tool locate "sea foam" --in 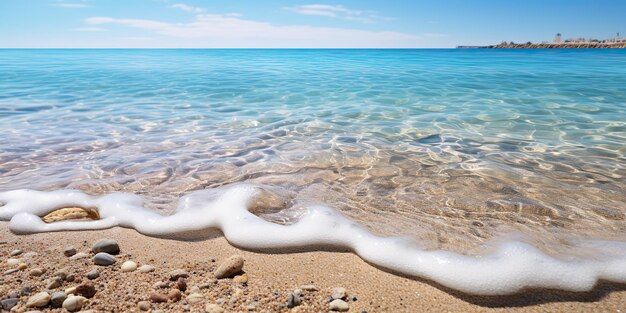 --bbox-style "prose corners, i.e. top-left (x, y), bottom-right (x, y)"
top-left (1, 184), bottom-right (625, 295)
